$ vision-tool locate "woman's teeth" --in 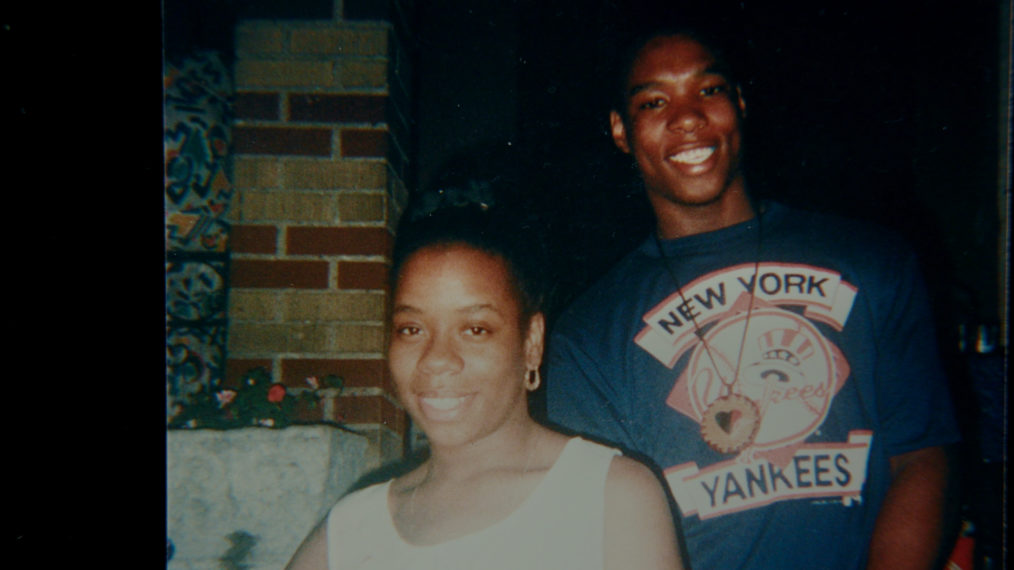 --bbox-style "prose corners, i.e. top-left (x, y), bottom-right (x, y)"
top-left (422, 396), bottom-right (466, 410)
